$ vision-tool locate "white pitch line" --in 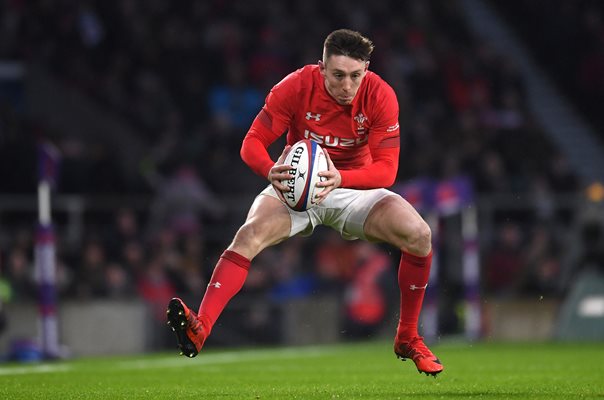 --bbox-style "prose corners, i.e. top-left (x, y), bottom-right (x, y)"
top-left (0, 345), bottom-right (339, 376)
top-left (0, 364), bottom-right (71, 376)
top-left (115, 346), bottom-right (335, 370)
